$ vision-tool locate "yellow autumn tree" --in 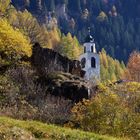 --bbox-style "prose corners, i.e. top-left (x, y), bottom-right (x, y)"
top-left (97, 11), bottom-right (108, 22)
top-left (7, 10), bottom-right (50, 48)
top-left (48, 27), bottom-right (61, 49)
top-left (58, 33), bottom-right (82, 60)
top-left (73, 36), bottom-right (82, 59)
top-left (0, 19), bottom-right (31, 64)
top-left (99, 49), bottom-right (129, 82)
top-left (100, 48), bottom-right (108, 68)
top-left (0, 0), bottom-right (10, 14)
top-left (70, 82), bottom-right (140, 139)
top-left (127, 51), bottom-right (140, 82)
